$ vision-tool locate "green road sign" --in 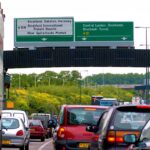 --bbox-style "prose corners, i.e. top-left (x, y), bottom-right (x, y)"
top-left (15, 17), bottom-right (74, 43)
top-left (75, 22), bottom-right (133, 42)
